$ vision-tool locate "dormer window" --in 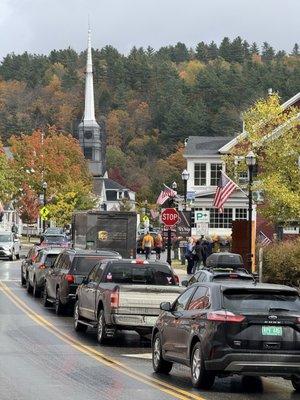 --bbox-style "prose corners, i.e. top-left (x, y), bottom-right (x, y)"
top-left (210, 163), bottom-right (222, 186)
